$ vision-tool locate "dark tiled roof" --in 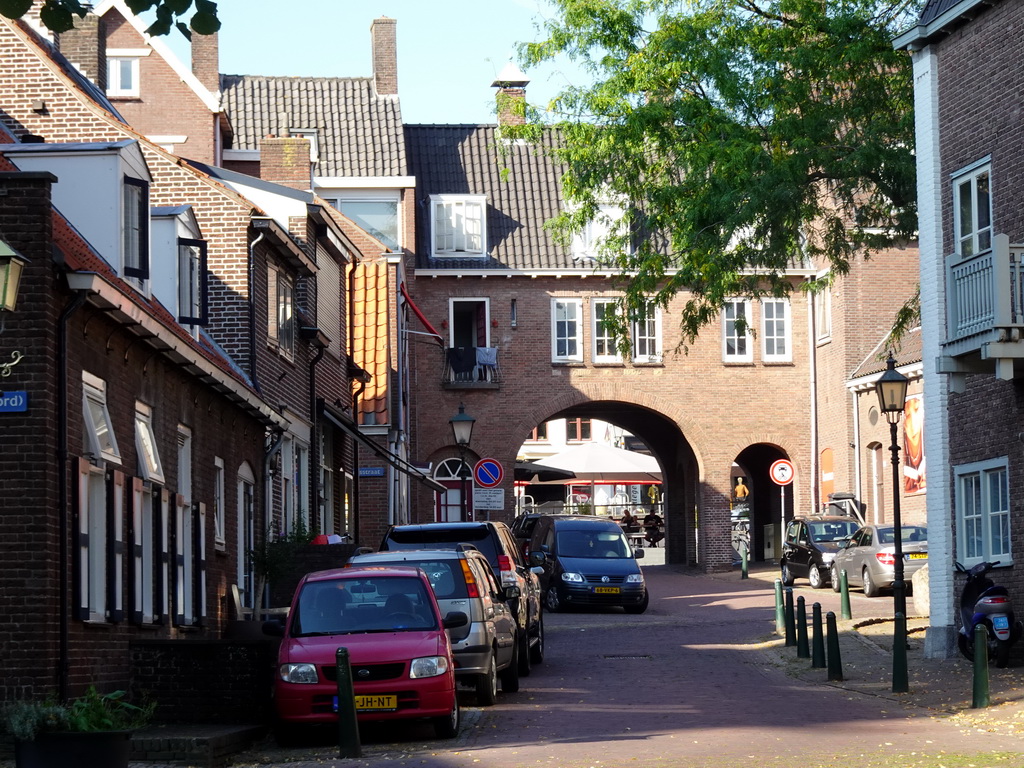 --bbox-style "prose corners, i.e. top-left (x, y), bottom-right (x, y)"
top-left (851, 327), bottom-right (923, 380)
top-left (220, 74), bottom-right (406, 177)
top-left (919, 0), bottom-right (962, 26)
top-left (405, 125), bottom-right (573, 271)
